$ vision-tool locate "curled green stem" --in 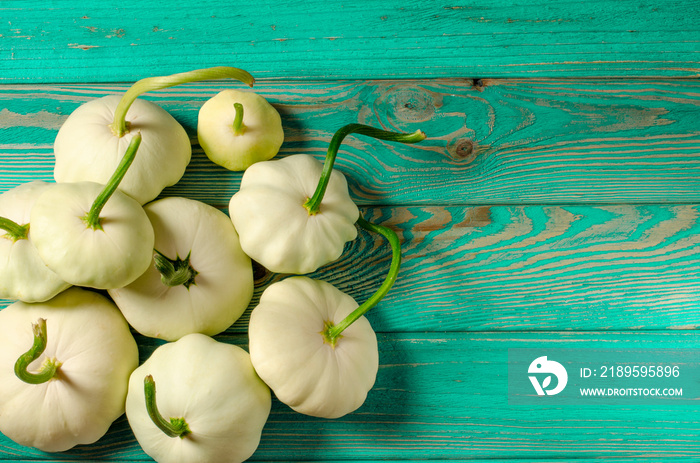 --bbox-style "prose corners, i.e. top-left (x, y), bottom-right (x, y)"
top-left (14, 318), bottom-right (60, 384)
top-left (83, 132), bottom-right (142, 230)
top-left (0, 217), bottom-right (29, 241)
top-left (323, 216), bottom-right (401, 346)
top-left (153, 249), bottom-right (198, 289)
top-left (144, 375), bottom-right (191, 439)
top-left (110, 66), bottom-right (255, 137)
top-left (232, 102), bottom-right (245, 135)
top-left (303, 124), bottom-right (426, 215)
